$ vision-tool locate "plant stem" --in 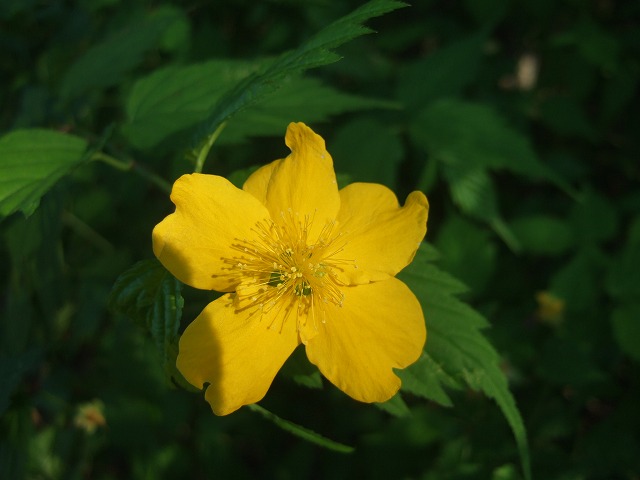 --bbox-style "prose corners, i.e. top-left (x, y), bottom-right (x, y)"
top-left (194, 121), bottom-right (227, 173)
top-left (92, 152), bottom-right (172, 194)
top-left (62, 211), bottom-right (114, 252)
